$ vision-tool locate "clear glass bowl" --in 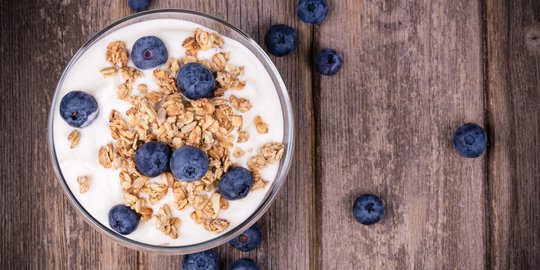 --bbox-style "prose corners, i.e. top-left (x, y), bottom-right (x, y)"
top-left (47, 9), bottom-right (294, 254)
